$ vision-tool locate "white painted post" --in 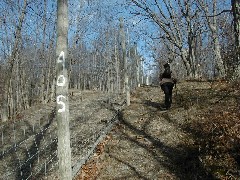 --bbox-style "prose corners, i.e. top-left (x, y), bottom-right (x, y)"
top-left (56, 0), bottom-right (72, 179)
